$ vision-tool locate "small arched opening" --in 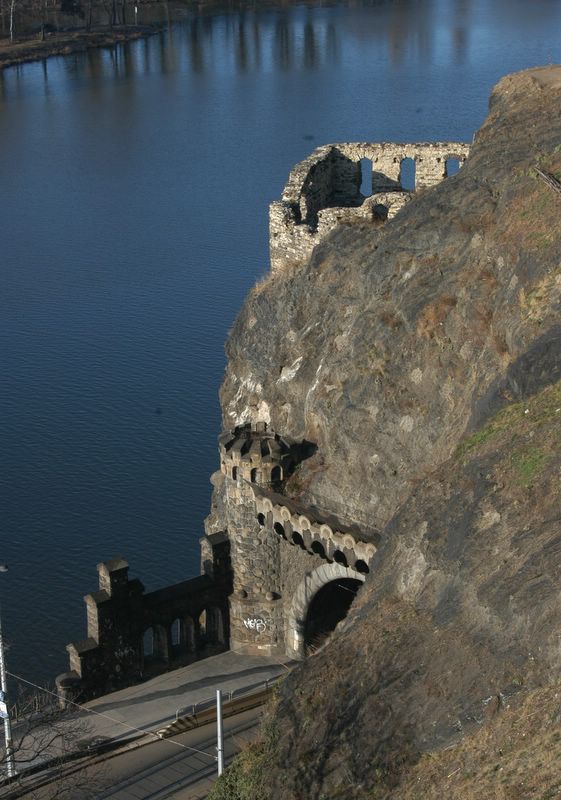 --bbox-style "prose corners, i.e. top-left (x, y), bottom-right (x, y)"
top-left (271, 465), bottom-right (282, 483)
top-left (311, 540), bottom-right (326, 558)
top-left (354, 559), bottom-right (370, 575)
top-left (304, 578), bottom-right (362, 655)
top-left (250, 467), bottom-right (260, 483)
top-left (373, 203), bottom-right (389, 221)
top-left (143, 625), bottom-right (169, 667)
top-left (292, 531), bottom-right (305, 549)
top-left (171, 618), bottom-right (181, 648)
top-left (232, 466), bottom-right (238, 481)
top-left (257, 512), bottom-right (266, 527)
top-left (445, 157), bottom-right (461, 177)
top-left (273, 522), bottom-right (285, 538)
top-left (333, 549), bottom-right (348, 567)
top-left (399, 157), bottom-right (416, 191)
top-left (360, 157), bottom-right (373, 197)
